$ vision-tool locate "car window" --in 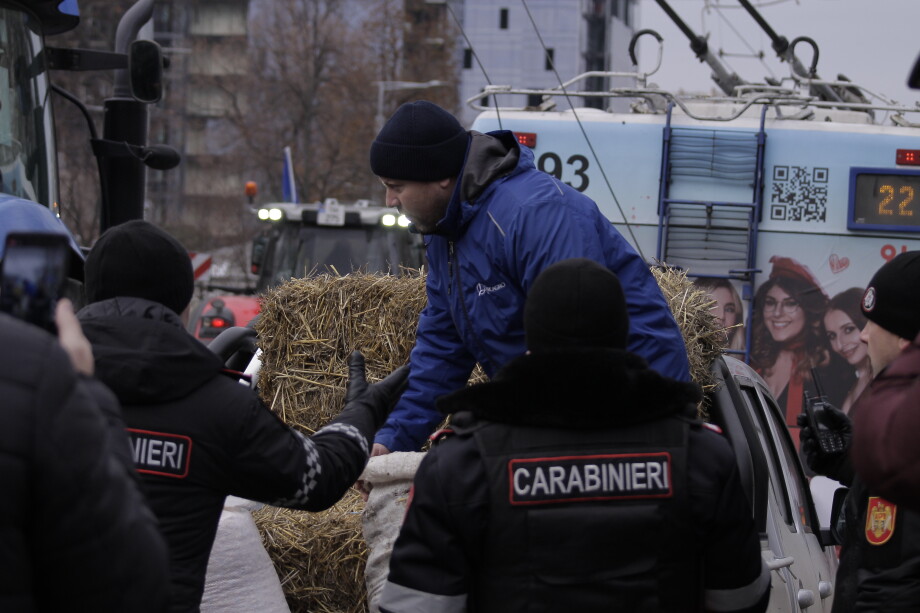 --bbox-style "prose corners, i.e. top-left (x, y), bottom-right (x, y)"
top-left (740, 384), bottom-right (820, 534)
top-left (737, 386), bottom-right (794, 526)
top-left (757, 389), bottom-right (819, 533)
